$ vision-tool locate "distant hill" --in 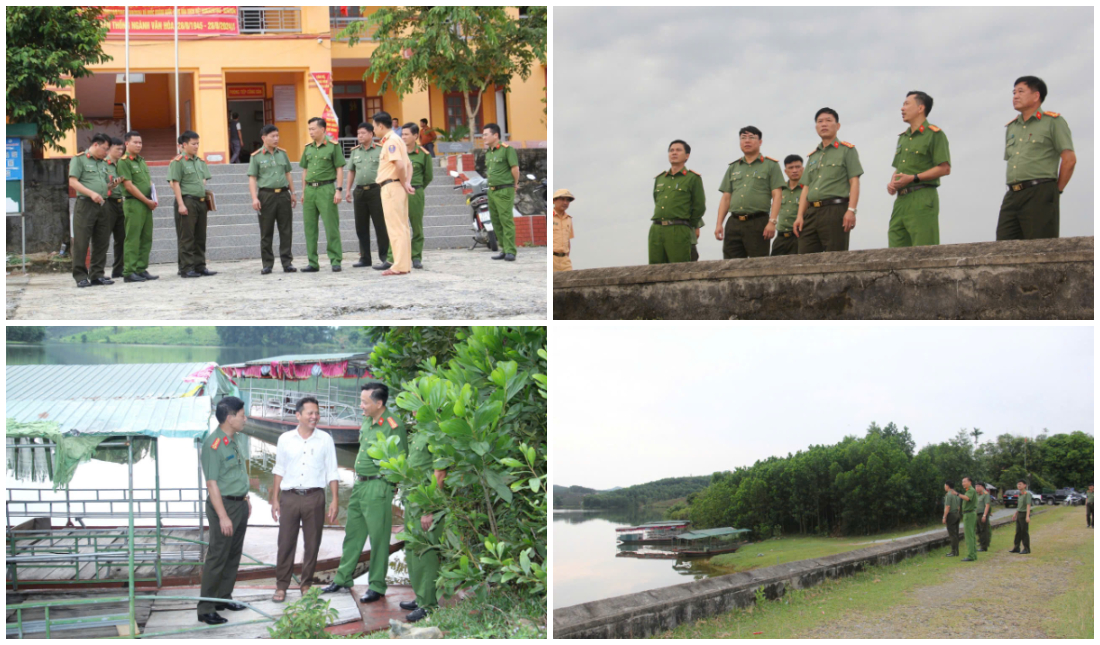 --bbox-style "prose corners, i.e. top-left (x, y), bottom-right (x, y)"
top-left (553, 484), bottom-right (603, 509)
top-left (59, 326), bottom-right (221, 346)
top-left (581, 476), bottom-right (712, 510)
